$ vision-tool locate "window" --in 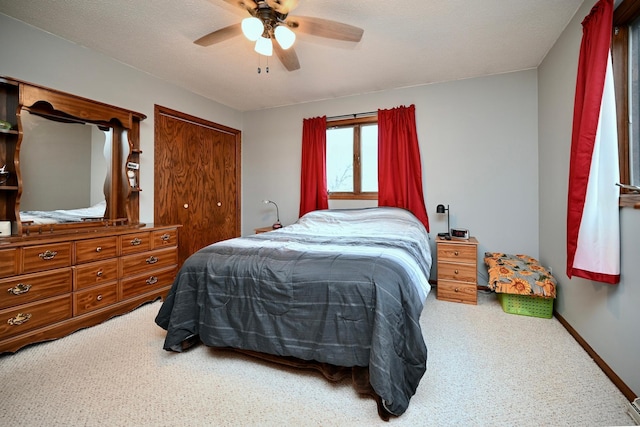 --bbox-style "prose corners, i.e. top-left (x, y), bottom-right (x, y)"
top-left (326, 116), bottom-right (378, 200)
top-left (612, 0), bottom-right (640, 205)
